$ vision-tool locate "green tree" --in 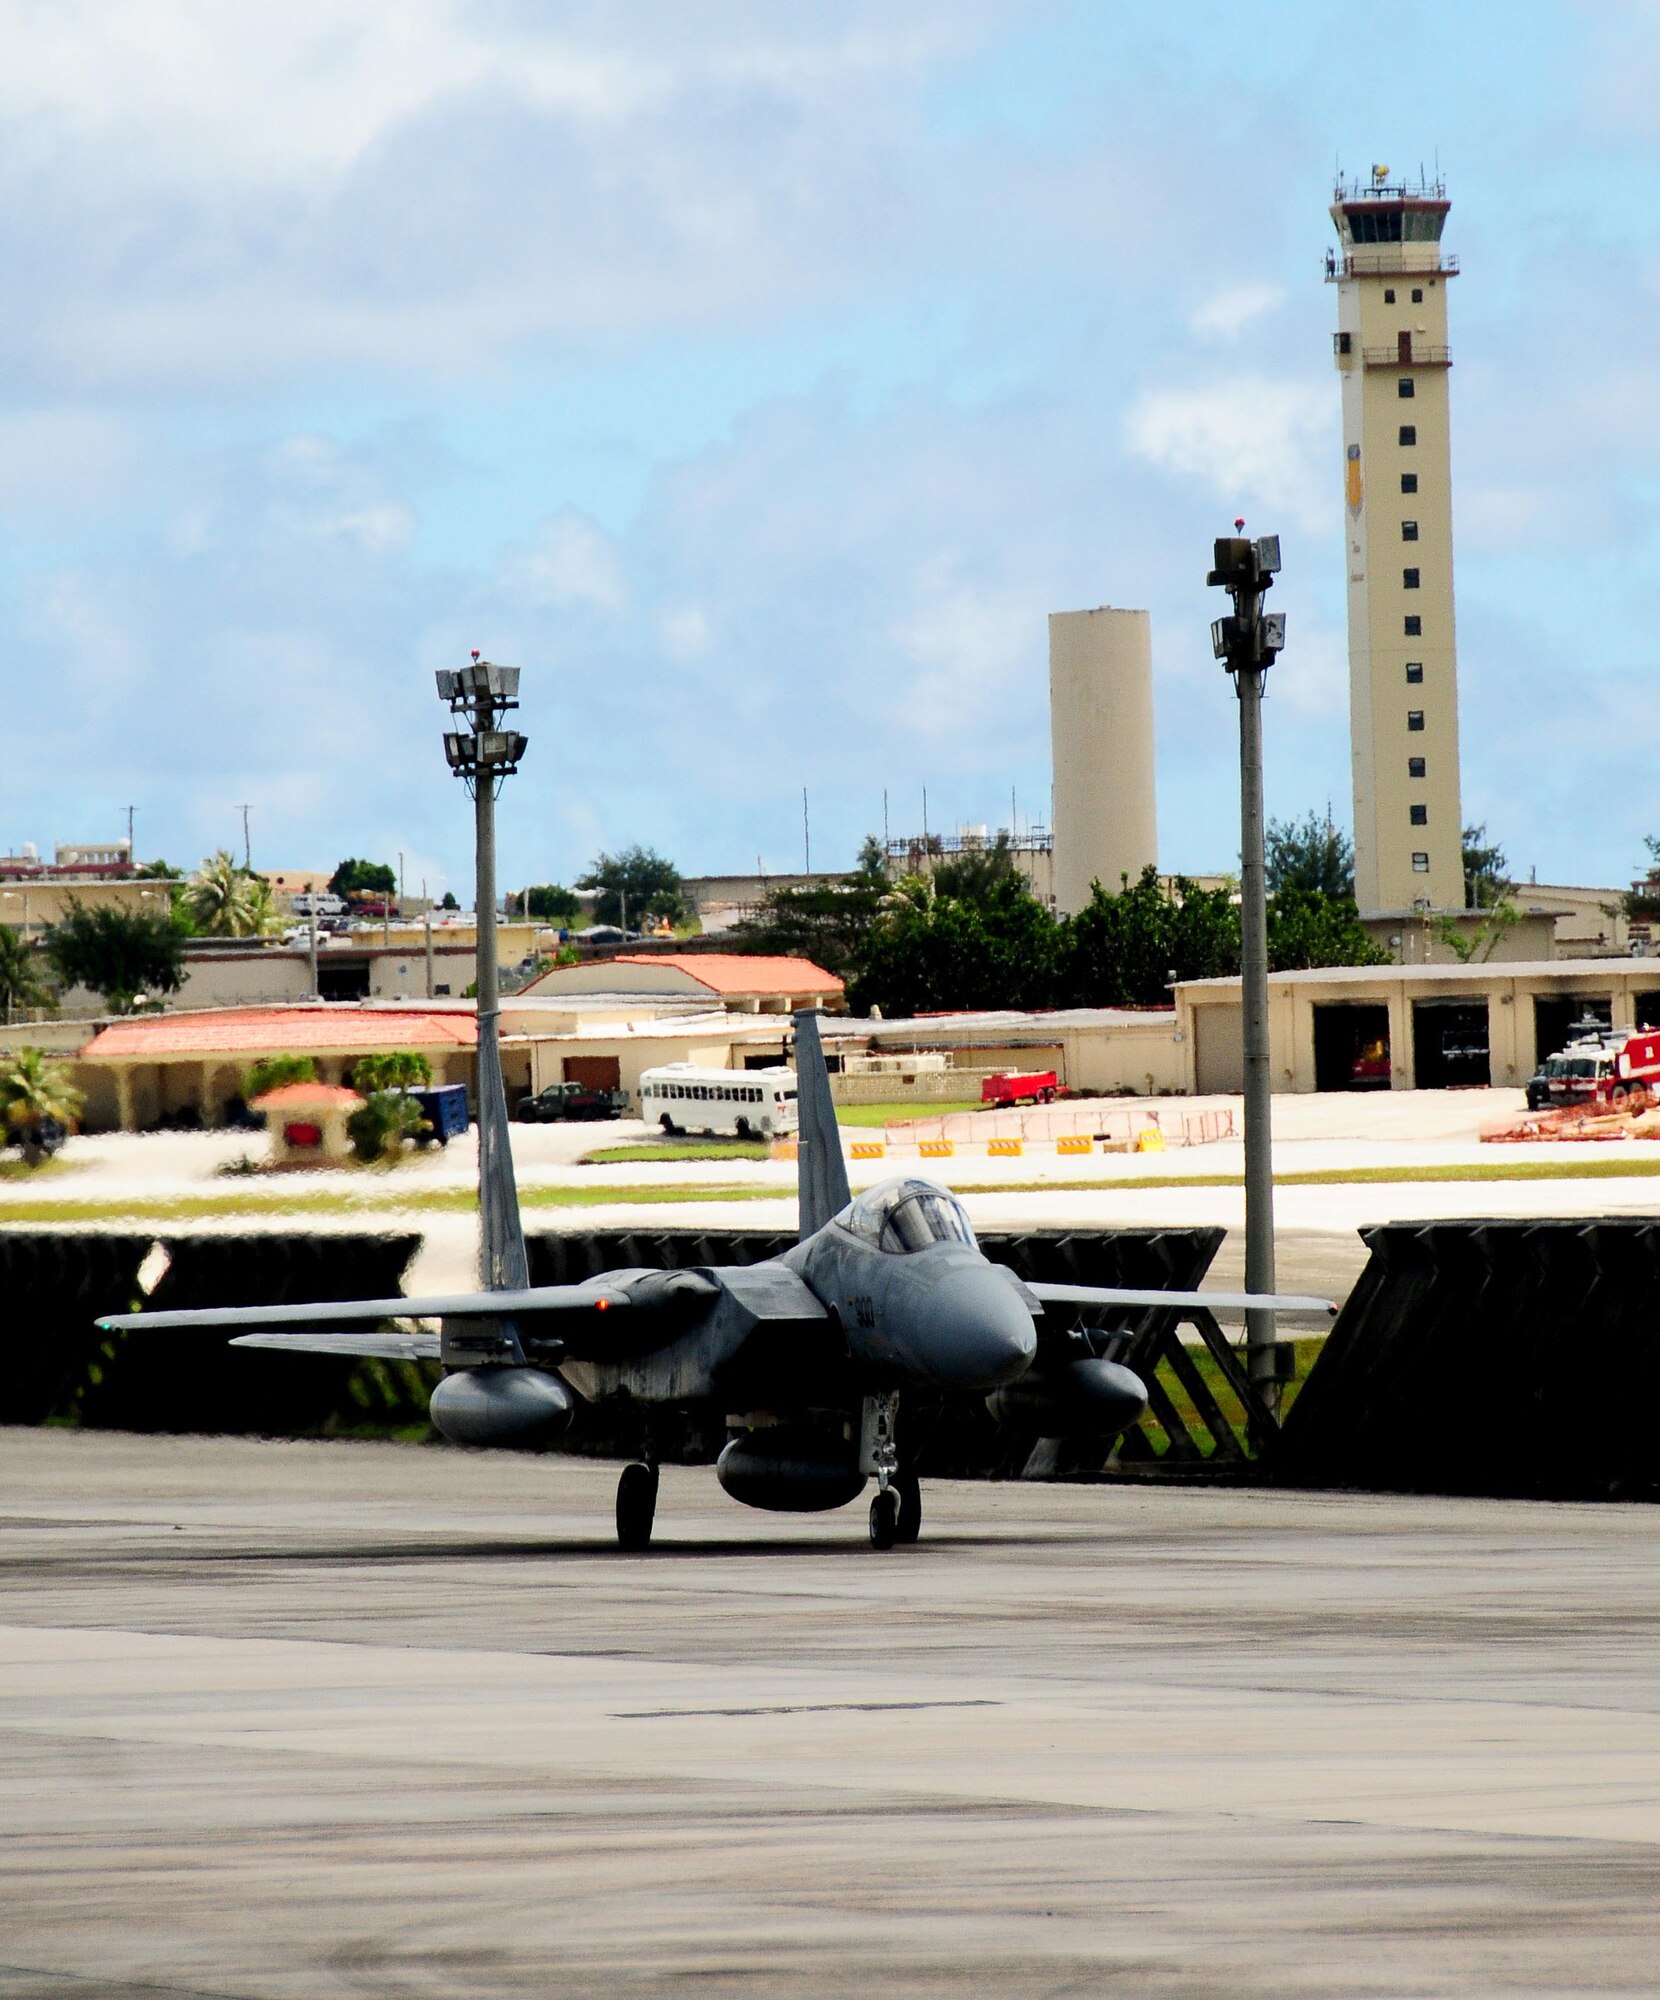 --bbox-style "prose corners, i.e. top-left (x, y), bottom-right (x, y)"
top-left (185, 851), bottom-right (279, 937)
top-left (1462, 823), bottom-right (1510, 909)
top-left (732, 873), bottom-right (888, 979)
top-left (1265, 811), bottom-right (1355, 898)
top-left (43, 901), bottom-right (184, 1013)
top-left (351, 1051), bottom-right (433, 1095)
top-left (0, 1046), bottom-right (83, 1165)
top-left (523, 883), bottom-right (580, 923)
top-left (1268, 888), bottom-right (1390, 971)
top-left (1063, 868), bottom-right (1240, 1007)
top-left (850, 876), bottom-right (1062, 1017)
top-left (439, 890), bottom-right (459, 911)
top-left (855, 833), bottom-right (888, 879)
top-left (329, 857), bottom-right (397, 900)
top-left (0, 925), bottom-right (55, 1025)
top-left (577, 845), bottom-right (685, 928)
top-left (244, 1054), bottom-right (318, 1098)
top-left (135, 859), bottom-right (183, 880)
top-left (931, 832), bottom-right (1023, 906)
top-left (346, 1092), bottom-right (425, 1164)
